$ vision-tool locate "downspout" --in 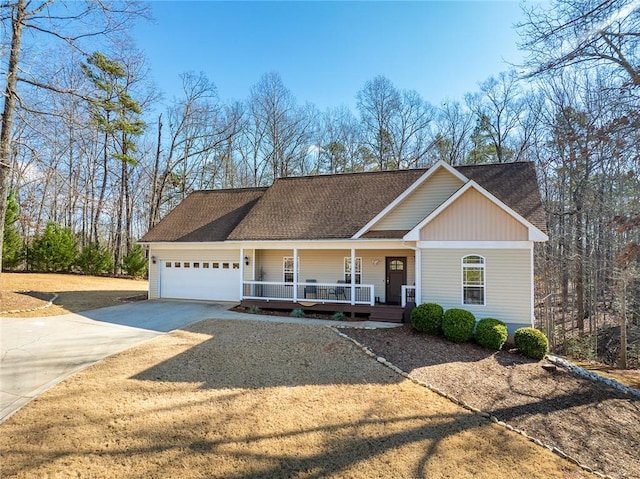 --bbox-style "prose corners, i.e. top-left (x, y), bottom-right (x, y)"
top-left (403, 241), bottom-right (421, 305)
